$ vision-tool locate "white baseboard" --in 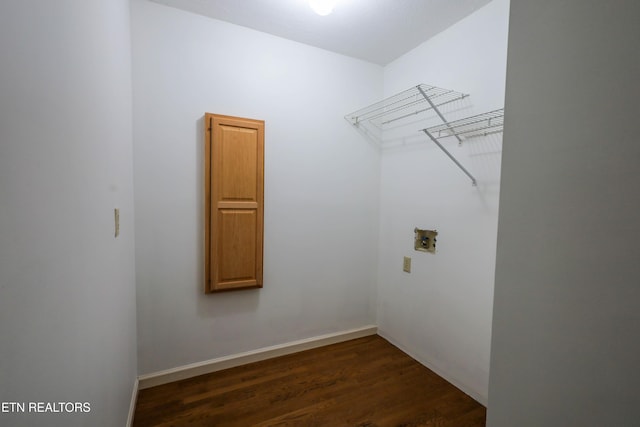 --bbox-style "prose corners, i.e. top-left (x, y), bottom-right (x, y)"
top-left (126, 378), bottom-right (139, 427)
top-left (138, 325), bottom-right (378, 390)
top-left (377, 330), bottom-right (488, 406)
